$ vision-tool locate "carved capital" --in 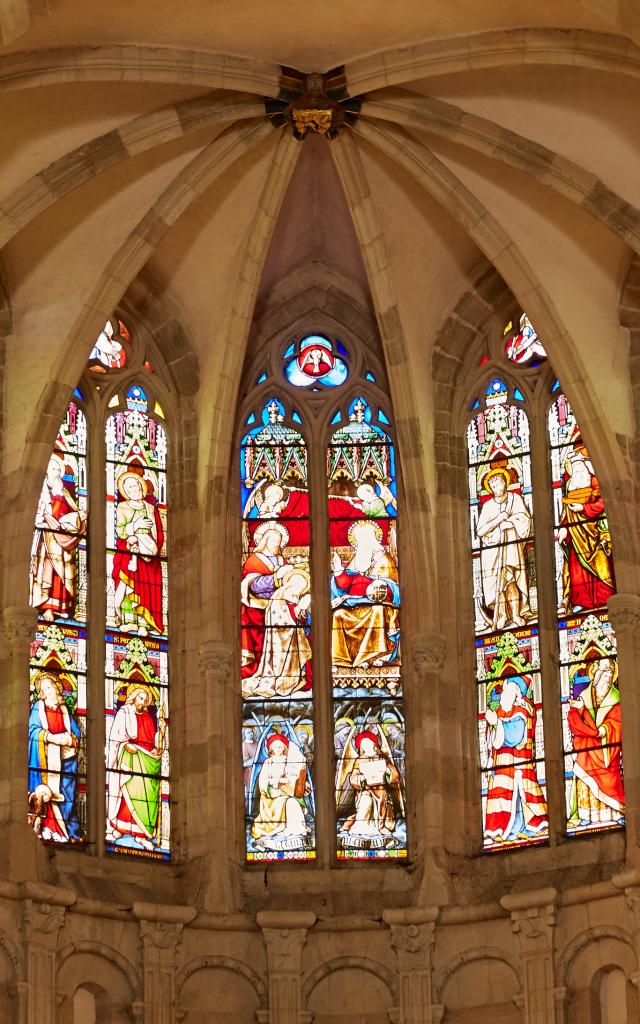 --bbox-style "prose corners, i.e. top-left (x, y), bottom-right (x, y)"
top-left (608, 593), bottom-right (640, 636)
top-left (2, 604), bottom-right (37, 650)
top-left (388, 922), bottom-right (436, 962)
top-left (139, 920), bottom-right (184, 960)
top-left (199, 639), bottom-right (233, 679)
top-left (261, 928), bottom-right (309, 973)
top-left (411, 633), bottom-right (446, 676)
top-left (21, 899), bottom-right (67, 944)
top-left (501, 889), bottom-right (557, 951)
